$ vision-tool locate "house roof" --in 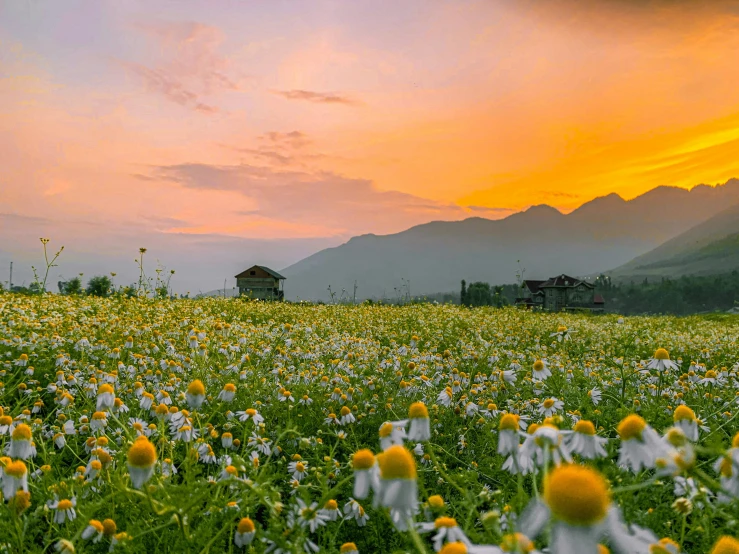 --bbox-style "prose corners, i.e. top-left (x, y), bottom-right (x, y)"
top-left (522, 279), bottom-right (546, 293)
top-left (235, 265), bottom-right (287, 280)
top-left (594, 294), bottom-right (605, 304)
top-left (540, 274), bottom-right (593, 288)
